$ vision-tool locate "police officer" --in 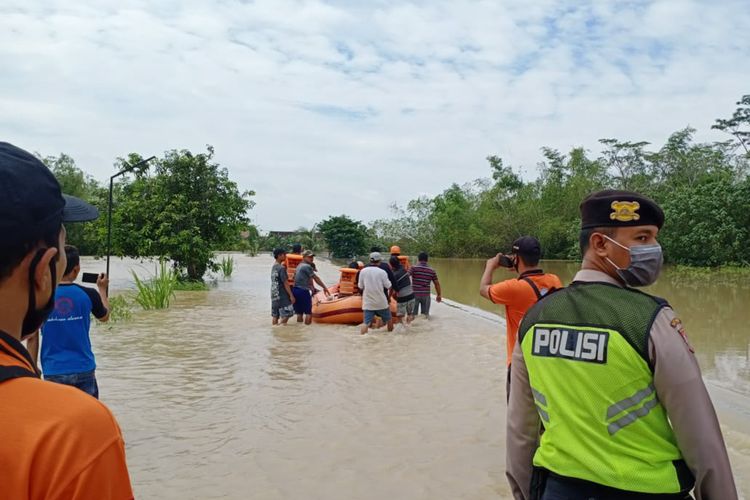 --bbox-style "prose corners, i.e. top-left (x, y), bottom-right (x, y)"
top-left (506, 190), bottom-right (737, 500)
